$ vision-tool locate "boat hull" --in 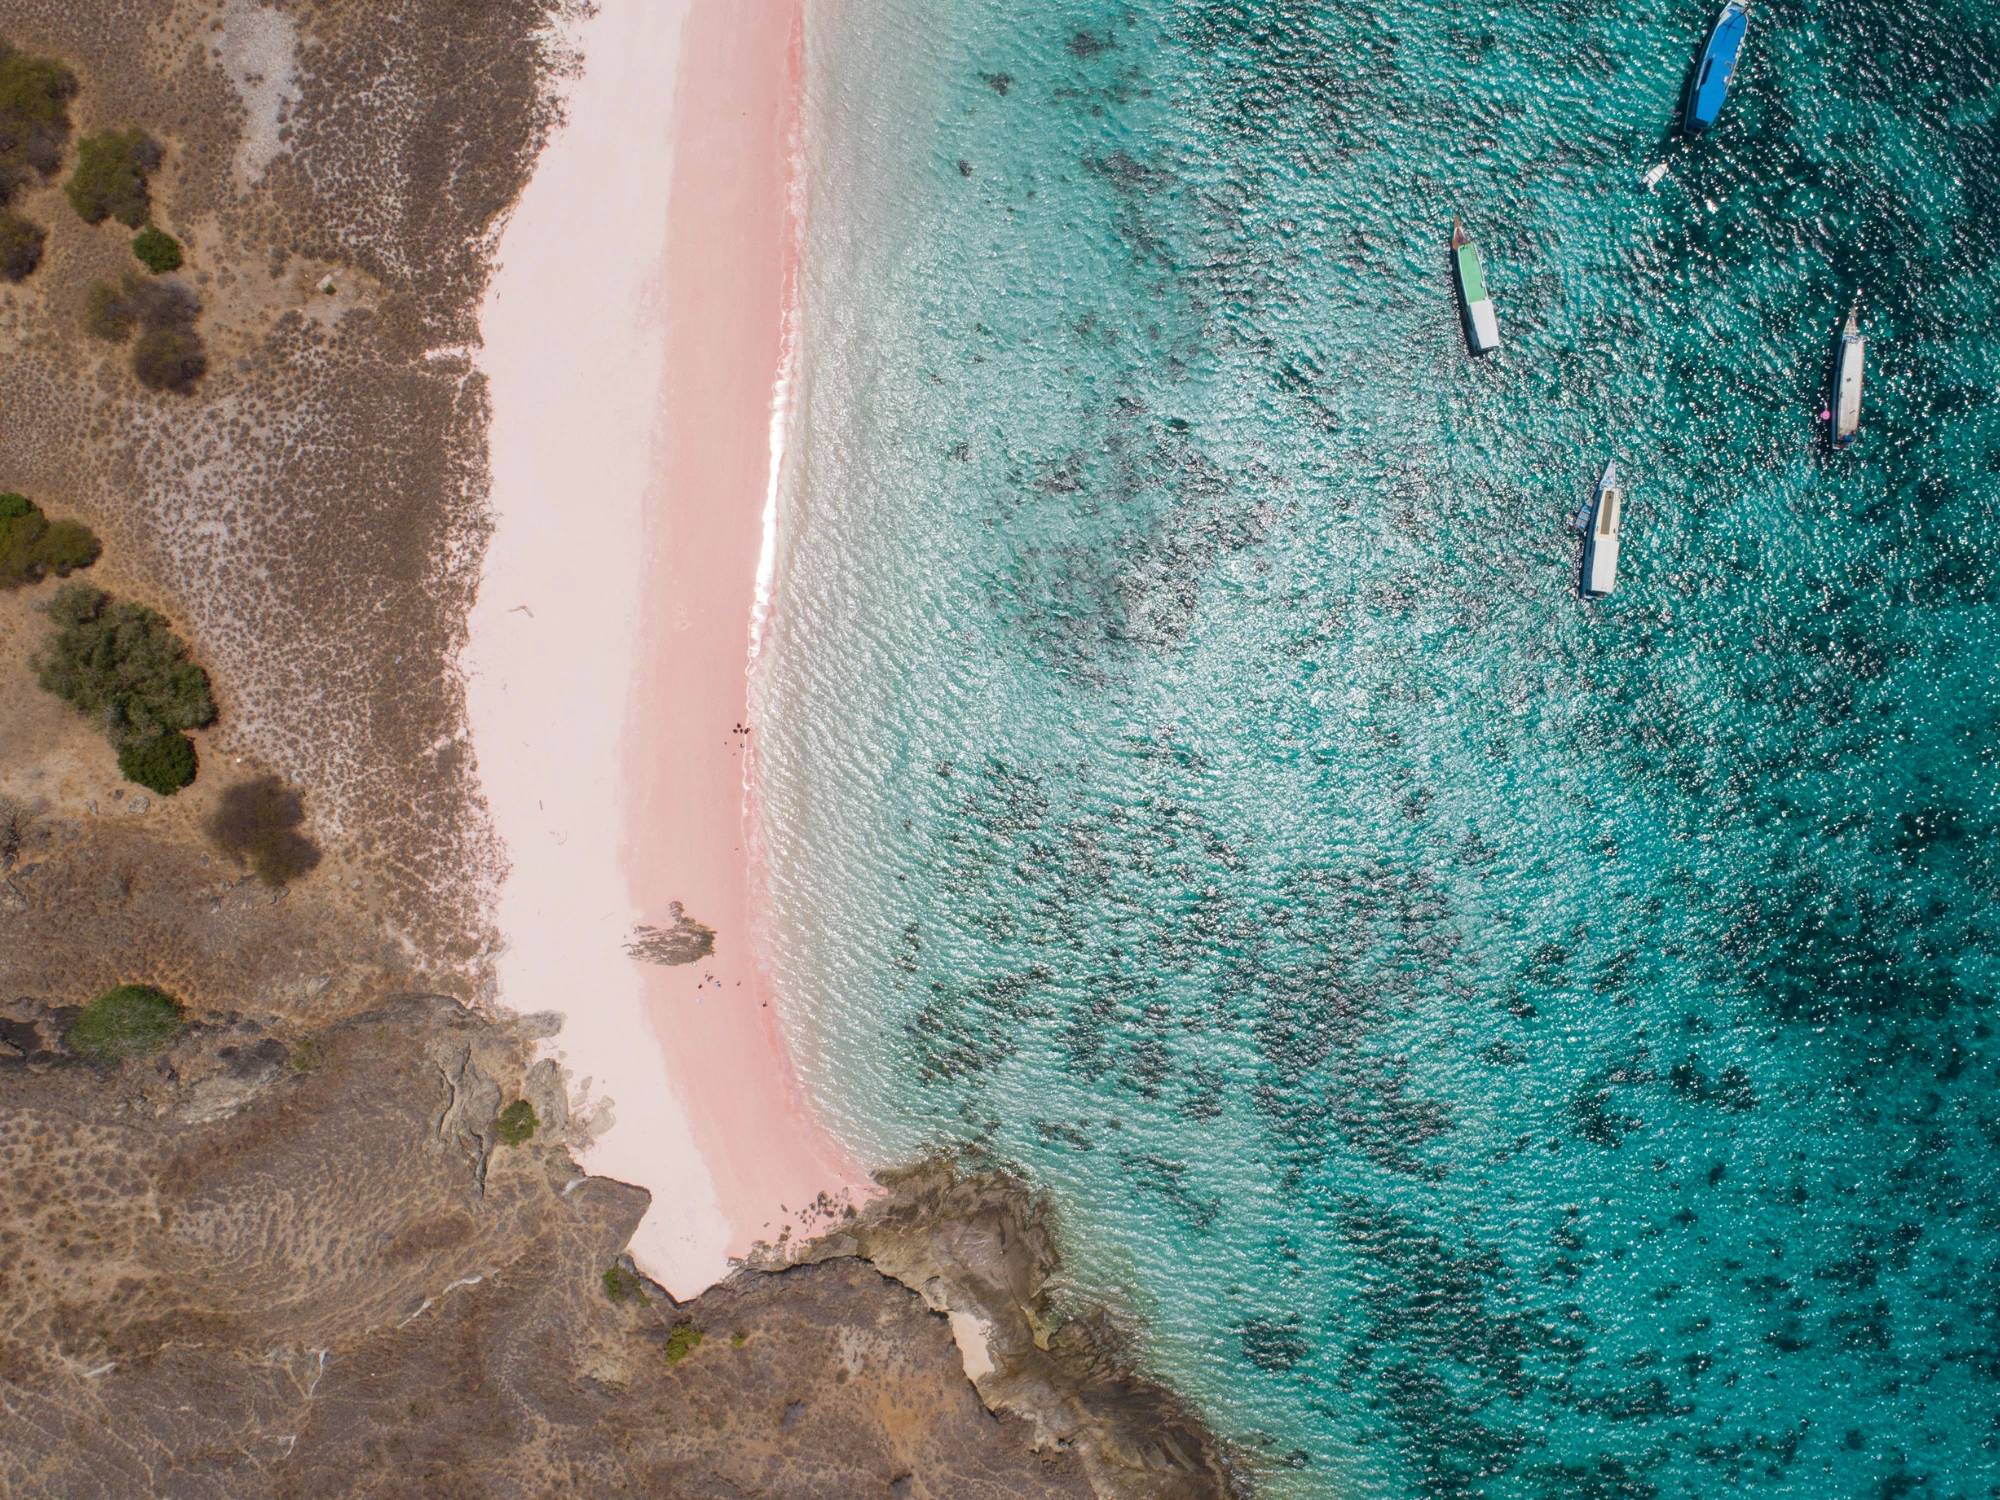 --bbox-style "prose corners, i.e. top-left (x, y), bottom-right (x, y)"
top-left (1835, 334), bottom-right (1865, 447)
top-left (1685, 2), bottom-right (1749, 133)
